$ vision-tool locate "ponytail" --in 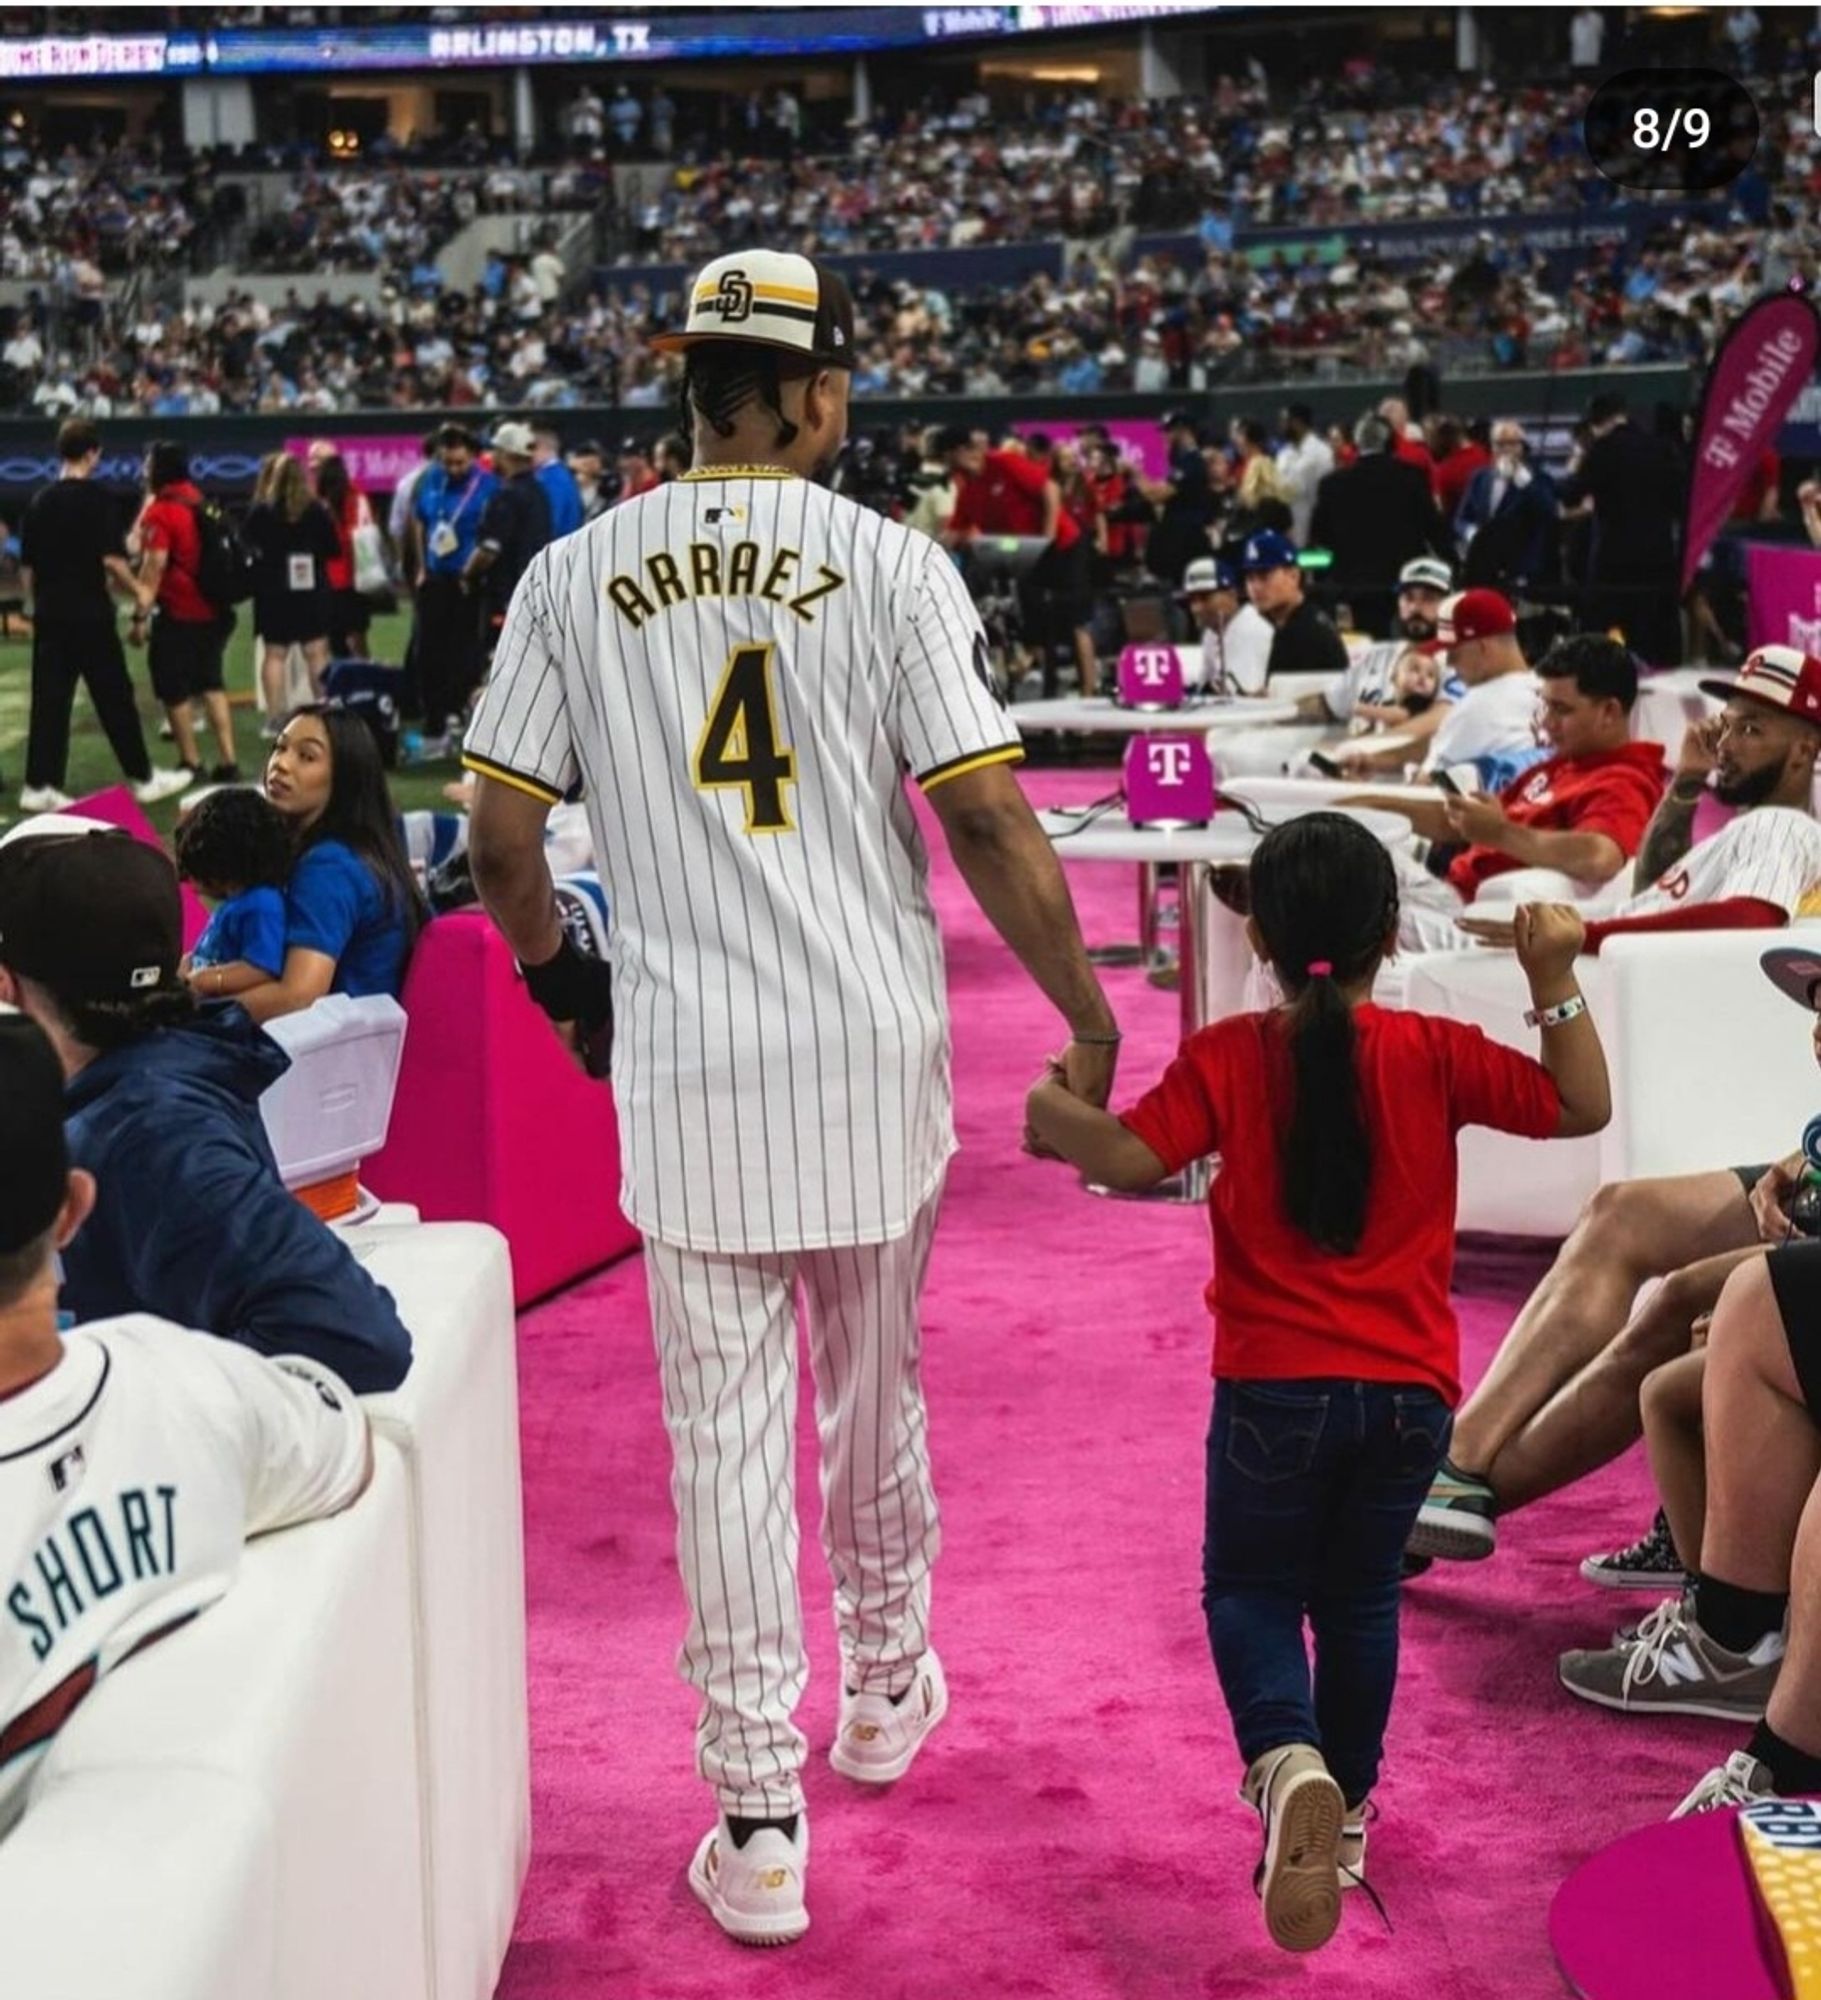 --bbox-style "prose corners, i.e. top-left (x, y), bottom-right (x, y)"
top-left (1282, 968), bottom-right (1374, 1255)
top-left (1247, 814), bottom-right (1400, 1256)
